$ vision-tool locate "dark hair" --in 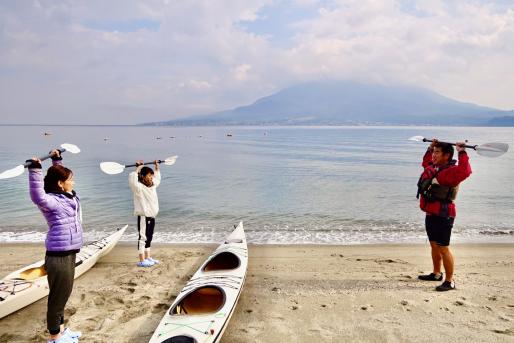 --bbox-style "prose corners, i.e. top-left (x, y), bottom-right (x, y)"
top-left (434, 142), bottom-right (454, 161)
top-left (138, 166), bottom-right (154, 184)
top-left (44, 165), bottom-right (73, 193)
top-left (139, 167), bottom-right (154, 177)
